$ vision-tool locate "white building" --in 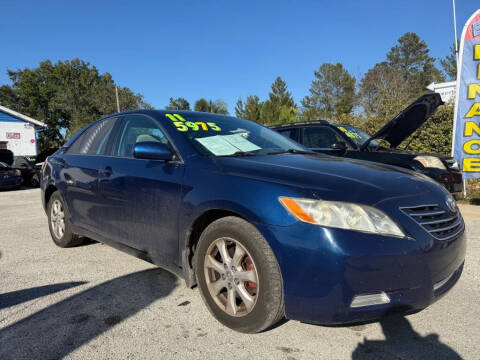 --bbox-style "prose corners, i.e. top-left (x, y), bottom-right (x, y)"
top-left (426, 81), bottom-right (457, 103)
top-left (0, 105), bottom-right (47, 156)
